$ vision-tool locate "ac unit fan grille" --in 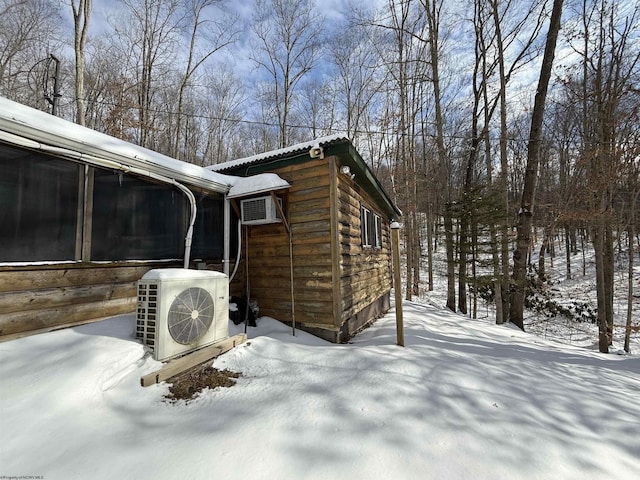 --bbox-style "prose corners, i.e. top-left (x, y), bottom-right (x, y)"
top-left (242, 198), bottom-right (267, 222)
top-left (168, 287), bottom-right (215, 344)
